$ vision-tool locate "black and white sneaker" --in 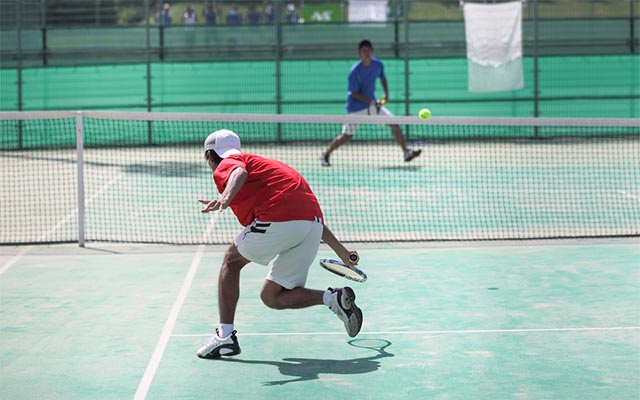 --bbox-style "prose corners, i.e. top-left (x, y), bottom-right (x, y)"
top-left (320, 152), bottom-right (331, 167)
top-left (196, 329), bottom-right (241, 359)
top-left (404, 148), bottom-right (422, 162)
top-left (328, 287), bottom-right (363, 337)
